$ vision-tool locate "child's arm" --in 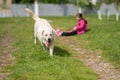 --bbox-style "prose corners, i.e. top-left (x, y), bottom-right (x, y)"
top-left (70, 26), bottom-right (77, 32)
top-left (76, 20), bottom-right (85, 30)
